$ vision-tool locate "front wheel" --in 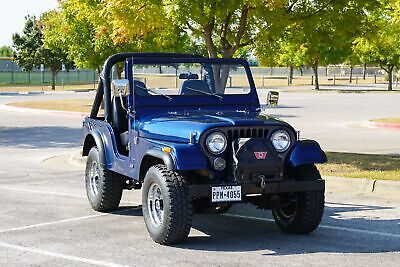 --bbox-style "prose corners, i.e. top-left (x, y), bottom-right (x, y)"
top-left (142, 165), bottom-right (193, 245)
top-left (272, 165), bottom-right (324, 234)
